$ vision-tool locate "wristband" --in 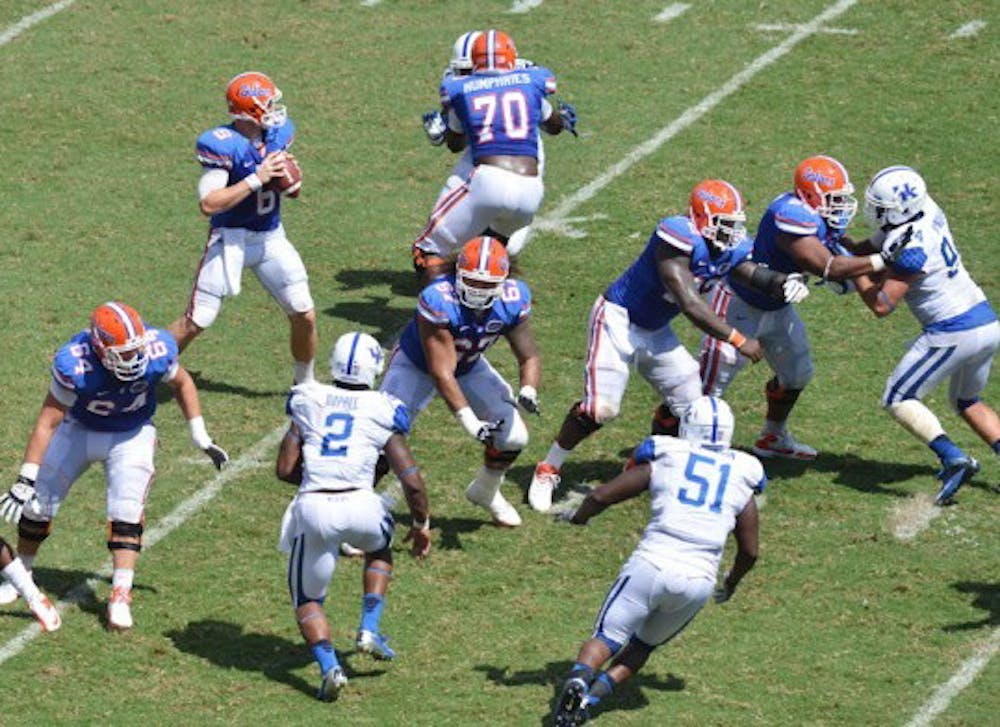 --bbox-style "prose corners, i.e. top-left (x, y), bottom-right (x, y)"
top-left (19, 463), bottom-right (39, 482)
top-left (244, 173), bottom-right (263, 192)
top-left (412, 517), bottom-right (431, 531)
top-left (727, 329), bottom-right (747, 349)
top-left (868, 254), bottom-right (886, 273)
top-left (188, 416), bottom-right (212, 449)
